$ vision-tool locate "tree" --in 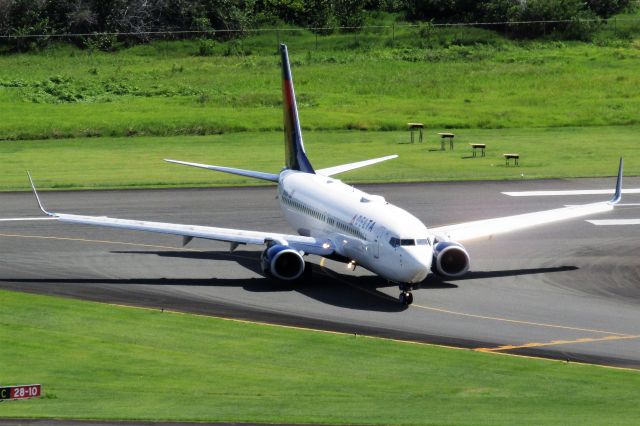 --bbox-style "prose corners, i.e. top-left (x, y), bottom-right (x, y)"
top-left (334, 0), bottom-right (366, 30)
top-left (586, 0), bottom-right (634, 18)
